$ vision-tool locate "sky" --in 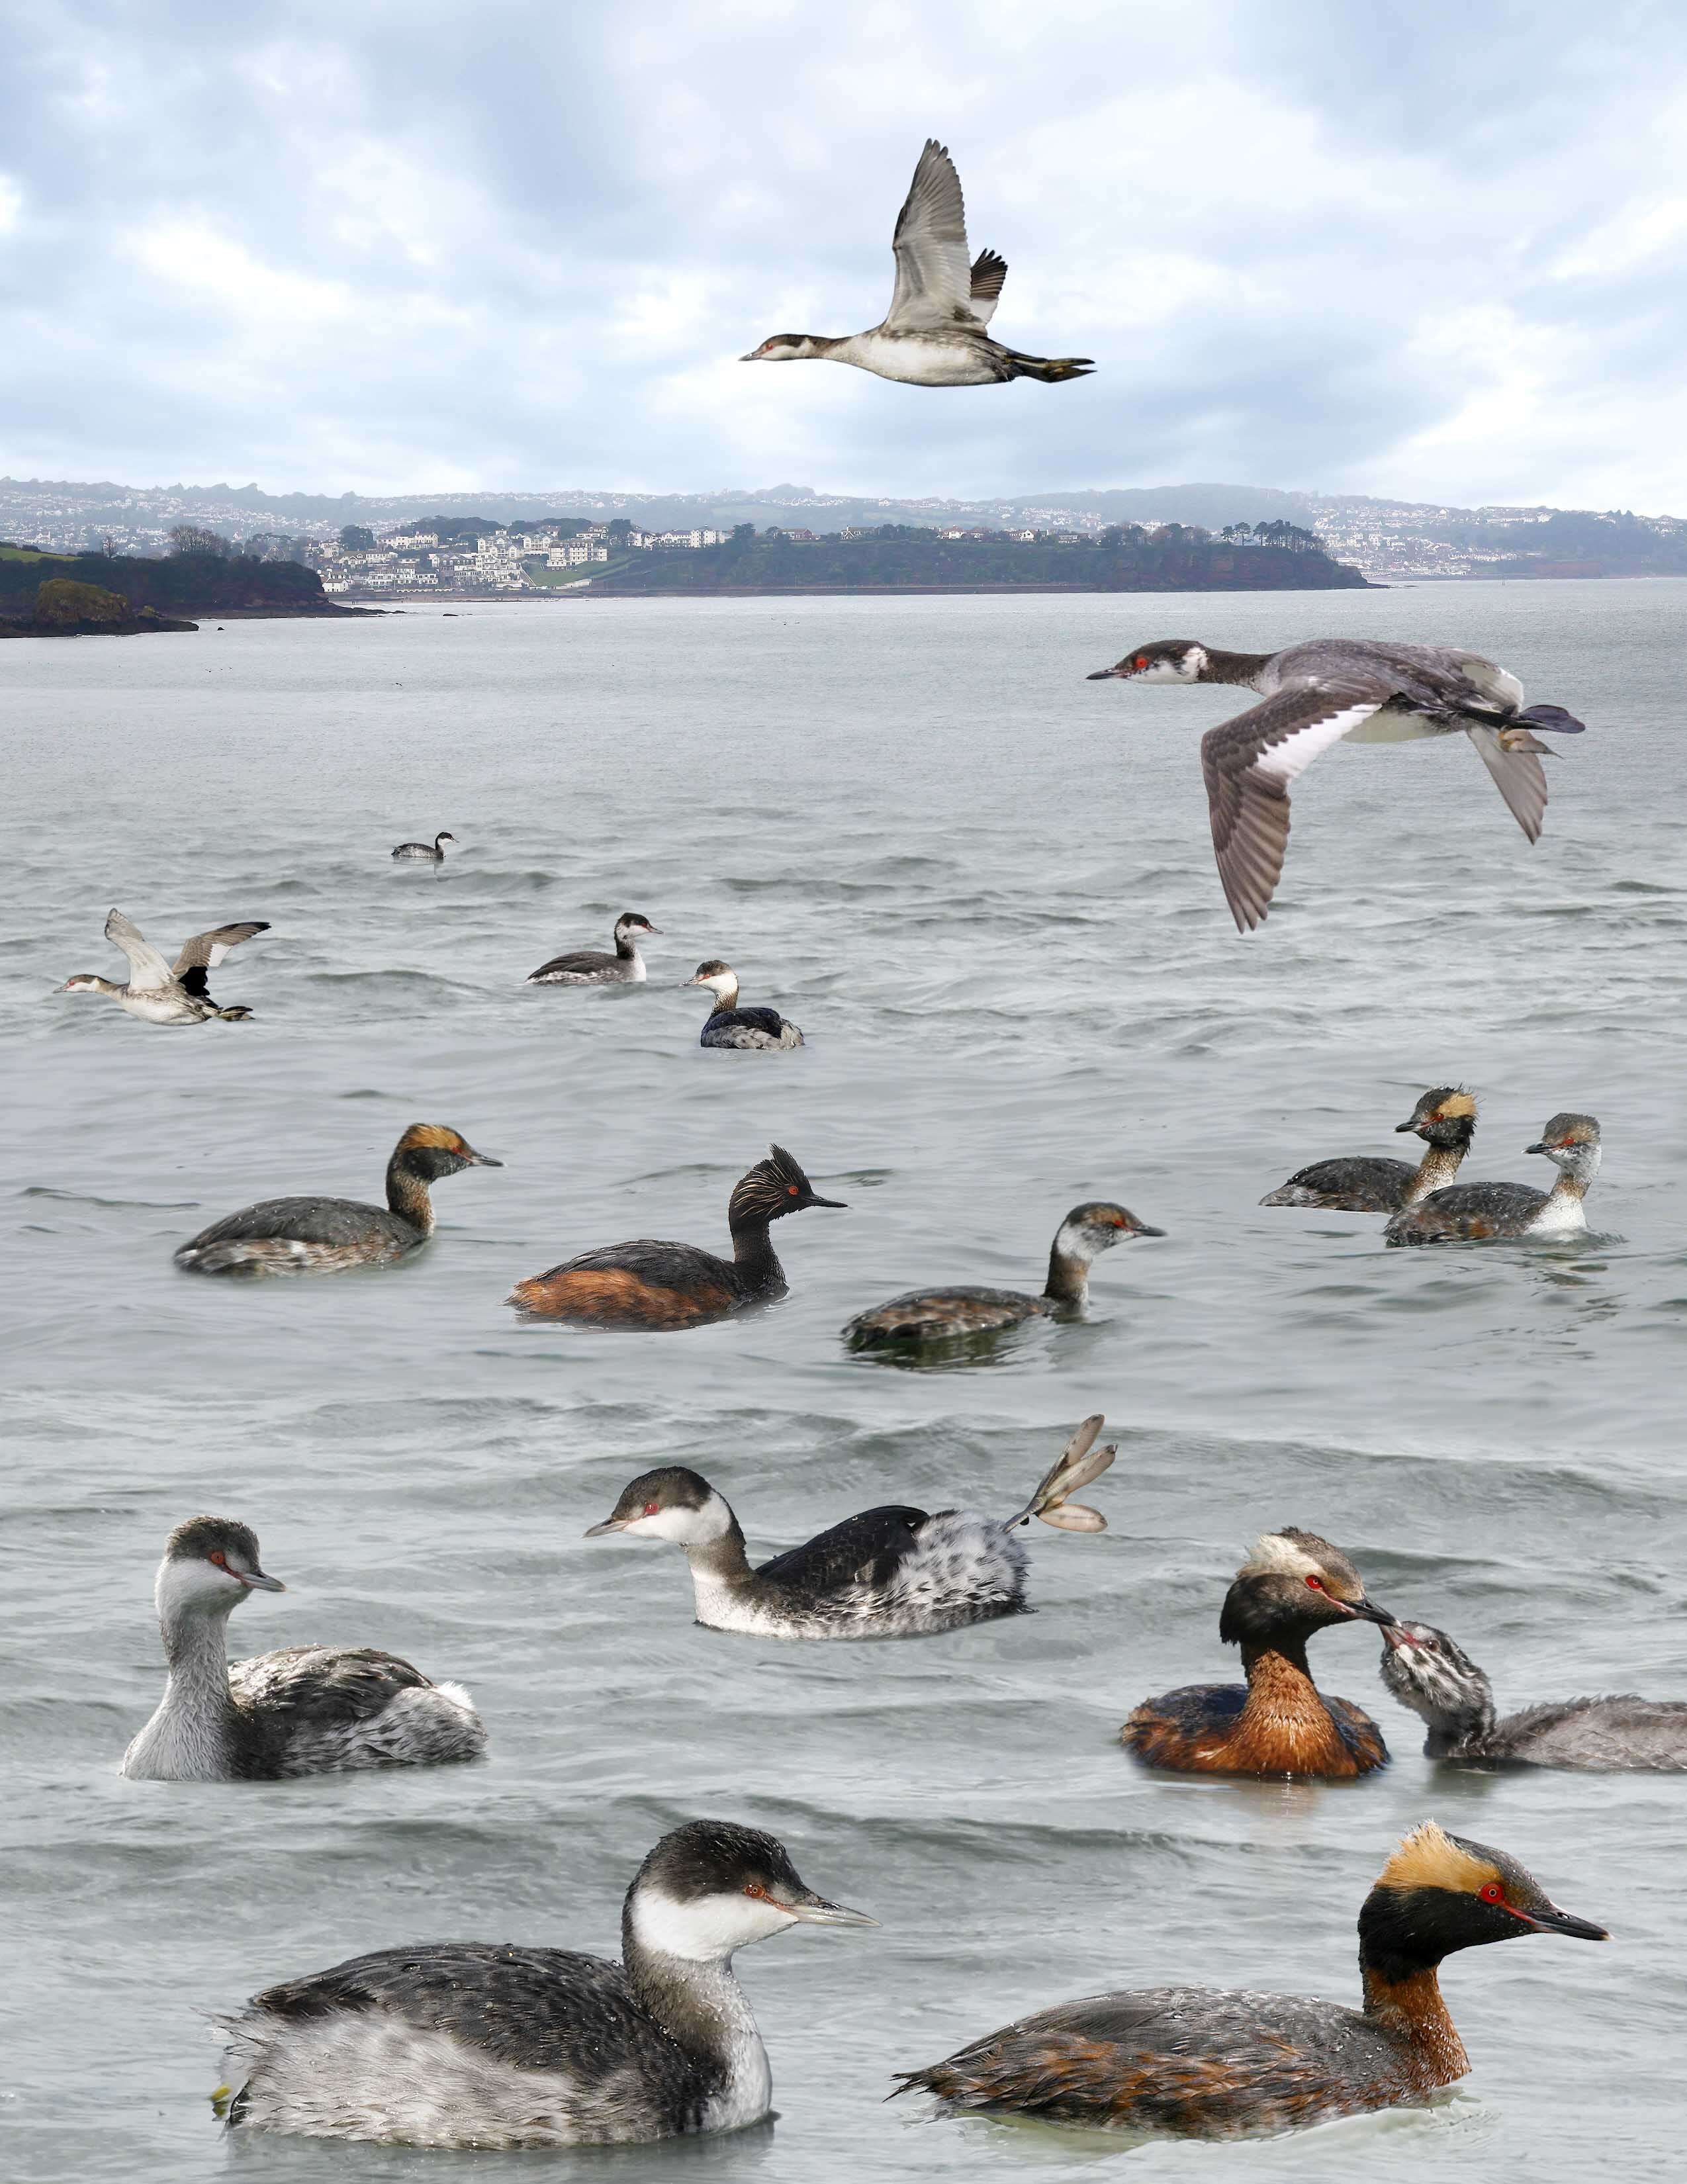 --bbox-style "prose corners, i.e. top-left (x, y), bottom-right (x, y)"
top-left (5, 0), bottom-right (1687, 509)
